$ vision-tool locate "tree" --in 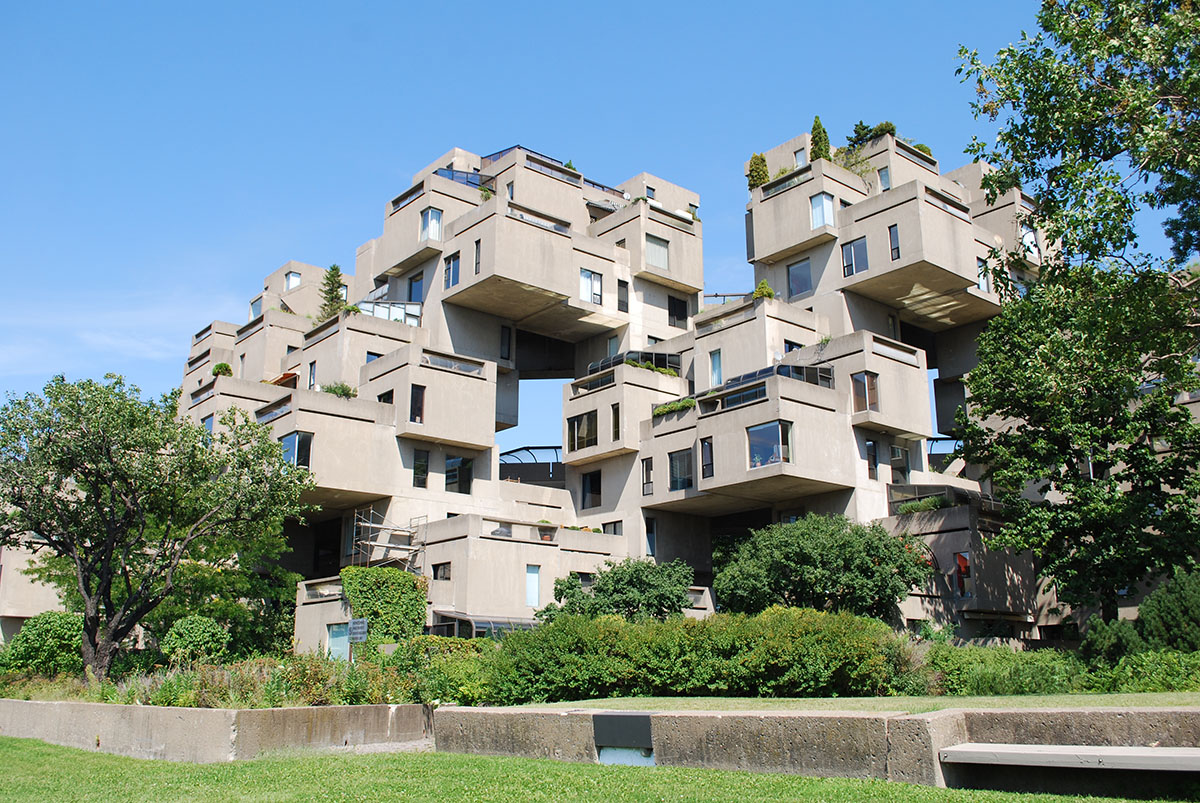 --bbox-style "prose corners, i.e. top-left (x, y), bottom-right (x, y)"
top-left (318, 264), bottom-right (347, 321)
top-left (959, 0), bottom-right (1200, 265)
top-left (810, 116), bottom-right (830, 162)
top-left (536, 558), bottom-right (693, 623)
top-left (713, 514), bottom-right (932, 621)
top-left (0, 375), bottom-right (313, 679)
top-left (955, 266), bottom-right (1200, 618)
top-left (747, 153), bottom-right (768, 190)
